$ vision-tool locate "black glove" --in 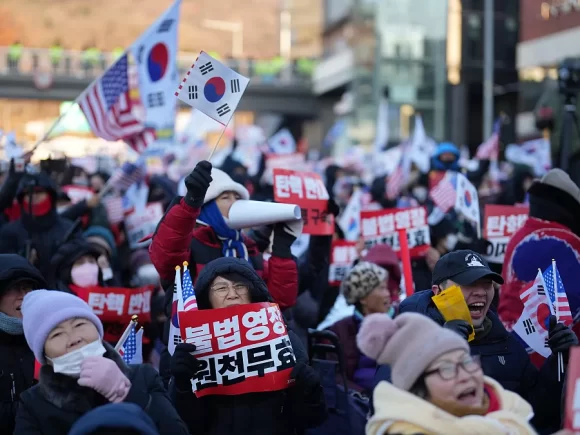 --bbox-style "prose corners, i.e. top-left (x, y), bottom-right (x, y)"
top-left (248, 225), bottom-right (274, 253)
top-left (291, 362), bottom-right (321, 400)
top-left (443, 319), bottom-right (473, 341)
top-left (272, 220), bottom-right (303, 259)
top-left (184, 161), bottom-right (213, 208)
top-left (170, 343), bottom-right (202, 391)
top-left (548, 315), bottom-right (578, 354)
top-left (327, 199), bottom-right (340, 218)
